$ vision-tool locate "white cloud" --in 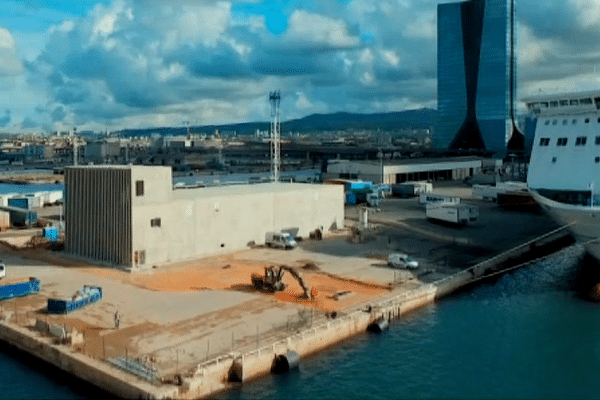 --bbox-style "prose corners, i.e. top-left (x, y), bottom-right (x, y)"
top-left (517, 23), bottom-right (556, 66)
top-left (285, 10), bottom-right (361, 50)
top-left (571, 0), bottom-right (600, 28)
top-left (404, 12), bottom-right (436, 39)
top-left (379, 49), bottom-right (400, 67)
top-left (0, 26), bottom-right (24, 76)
